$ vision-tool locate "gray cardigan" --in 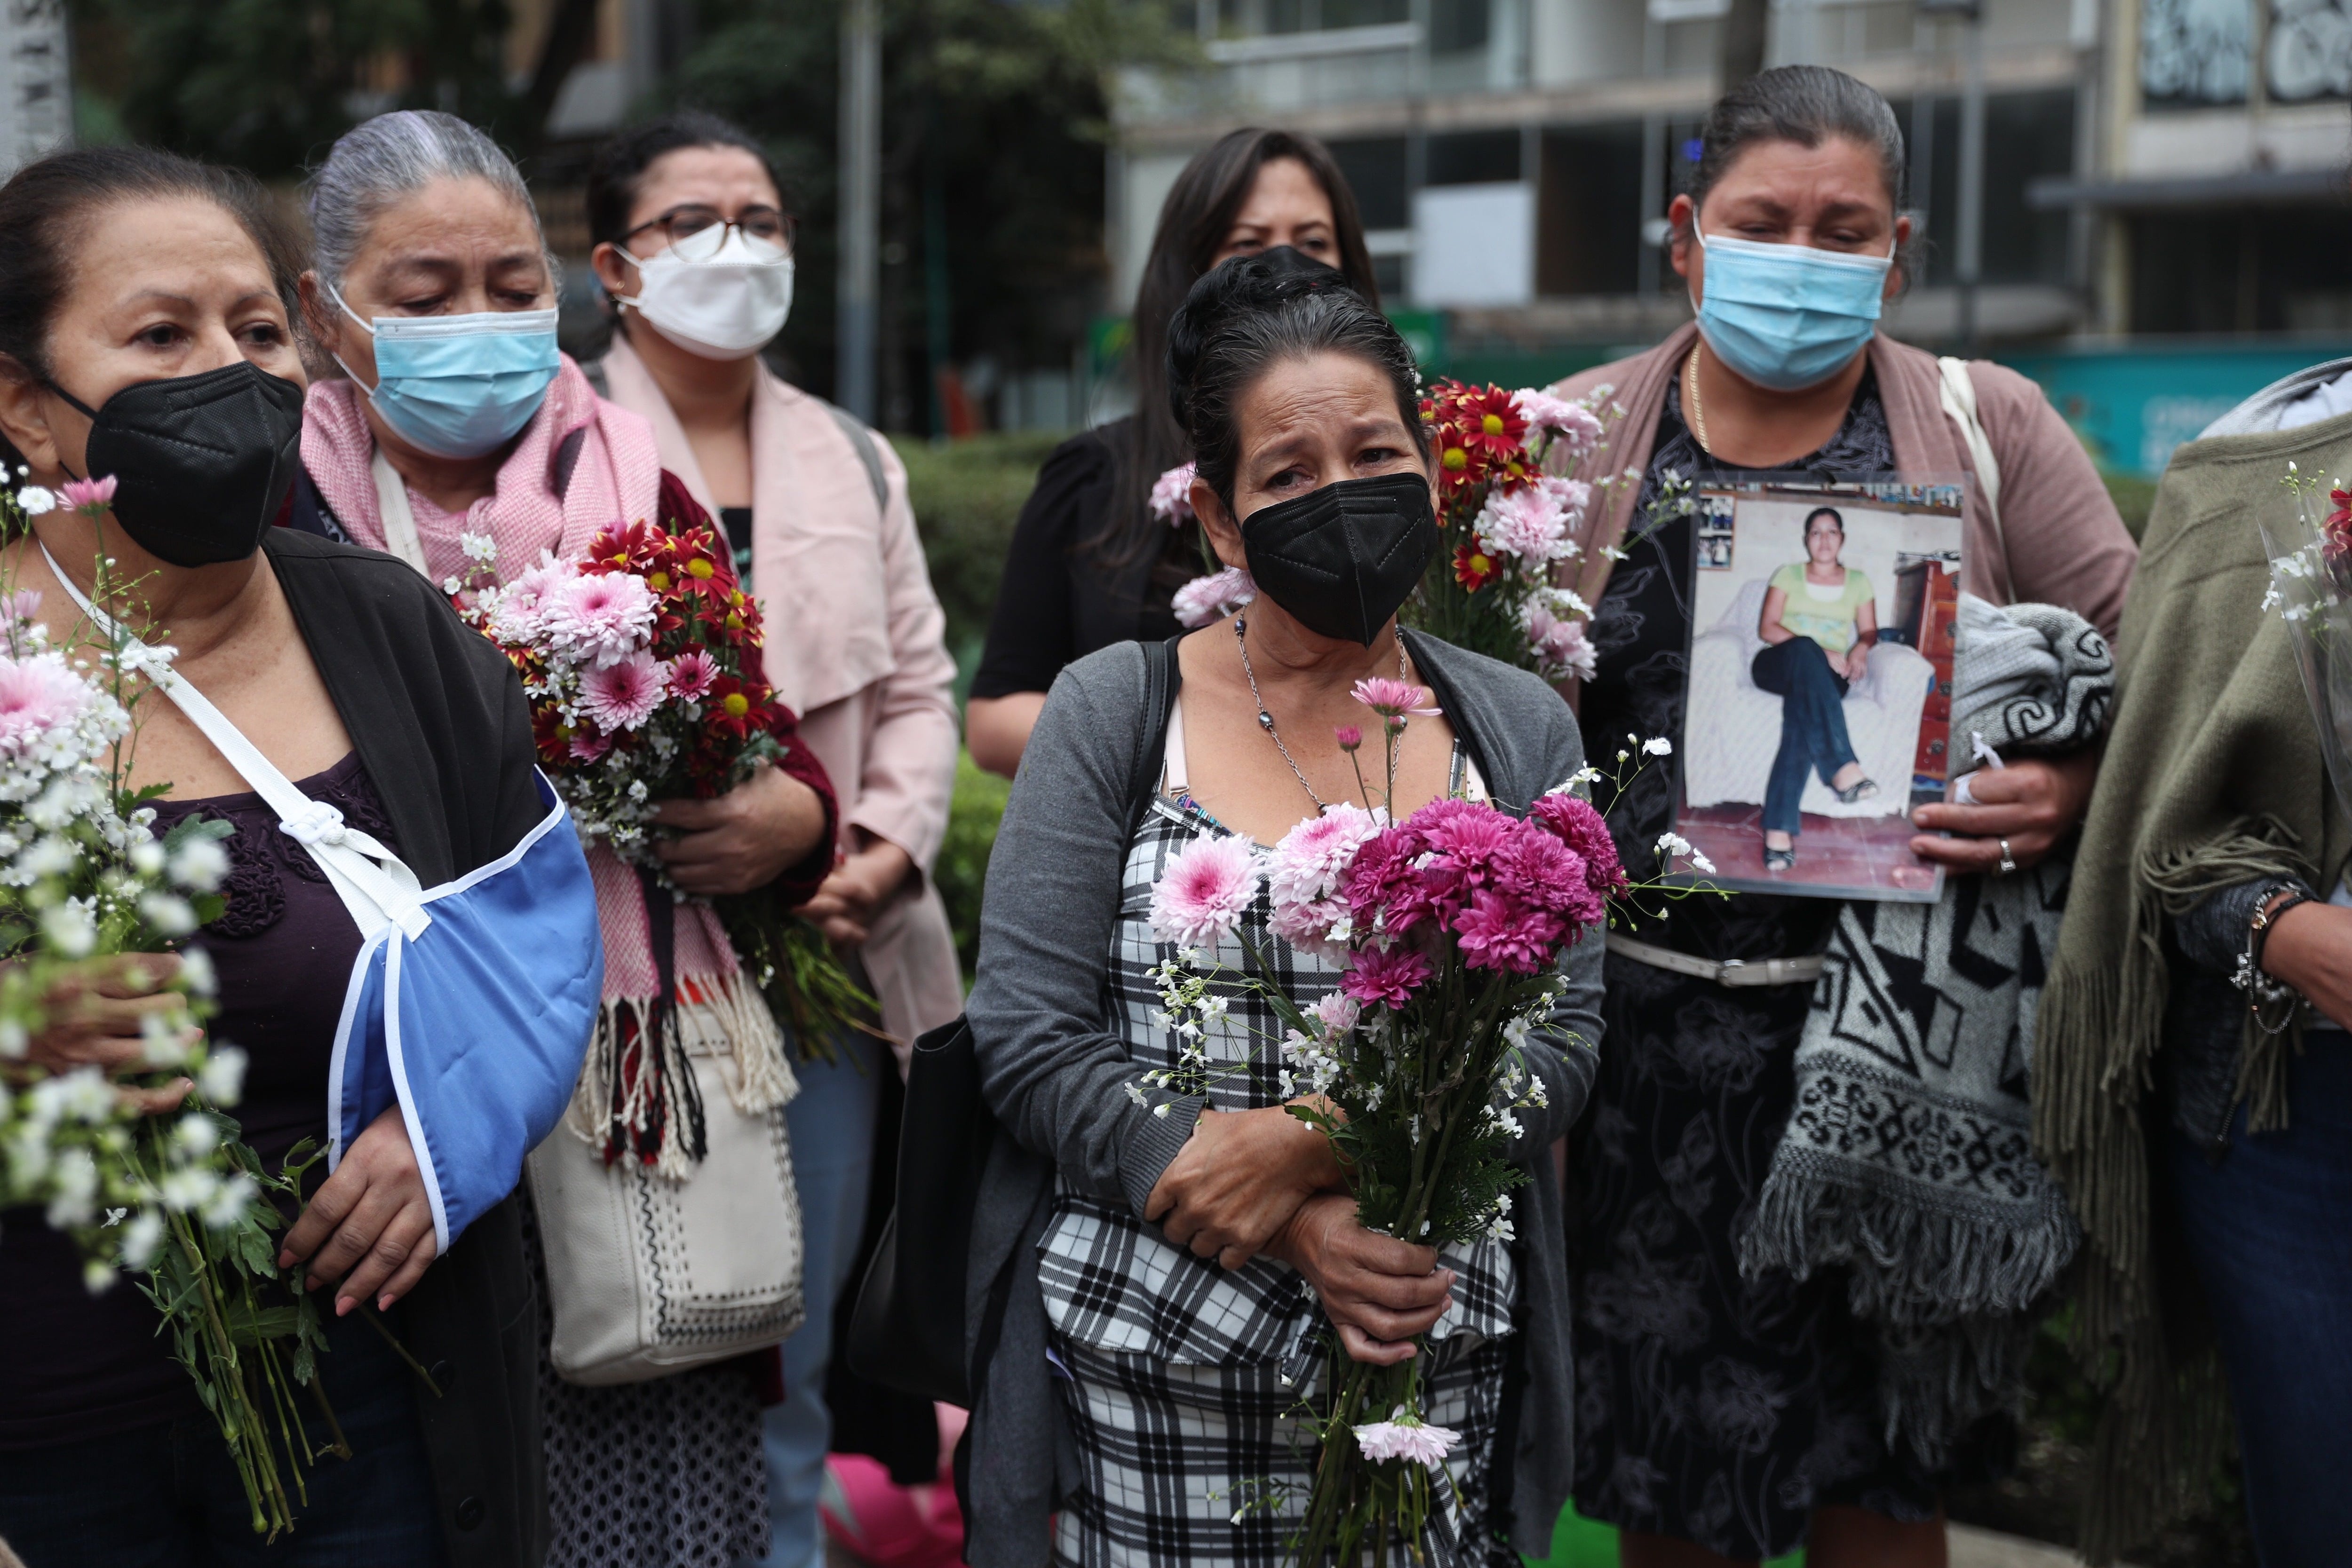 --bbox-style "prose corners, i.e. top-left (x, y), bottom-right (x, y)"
top-left (960, 629), bottom-right (1603, 1568)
